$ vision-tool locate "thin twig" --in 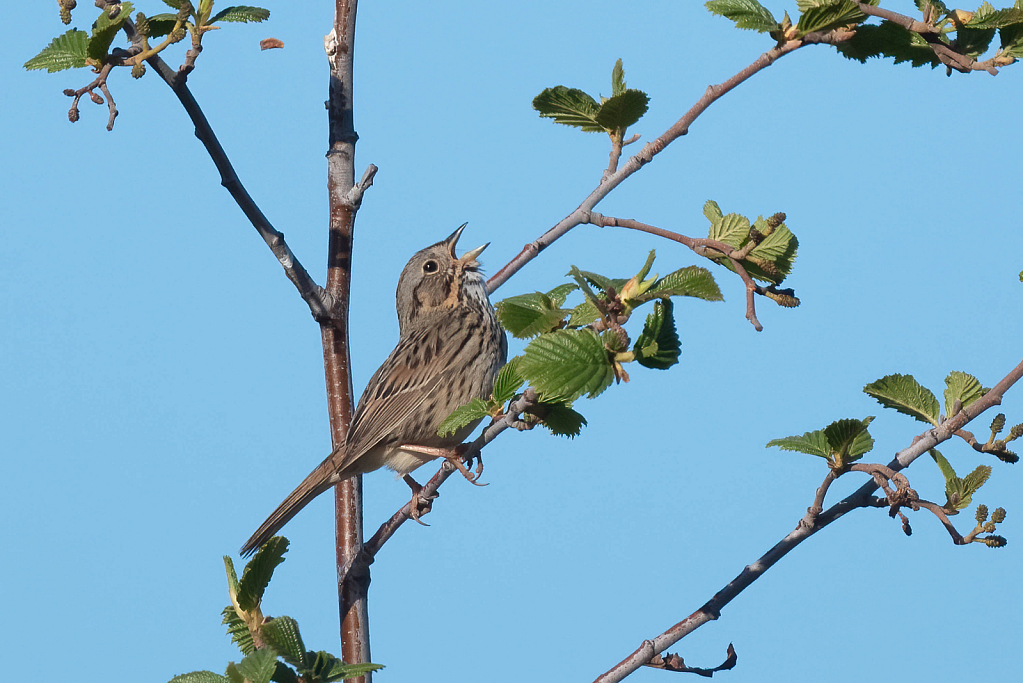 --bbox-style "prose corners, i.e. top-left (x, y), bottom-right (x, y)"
top-left (593, 356), bottom-right (1023, 683)
top-left (486, 30), bottom-right (852, 294)
top-left (339, 390), bottom-right (539, 592)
